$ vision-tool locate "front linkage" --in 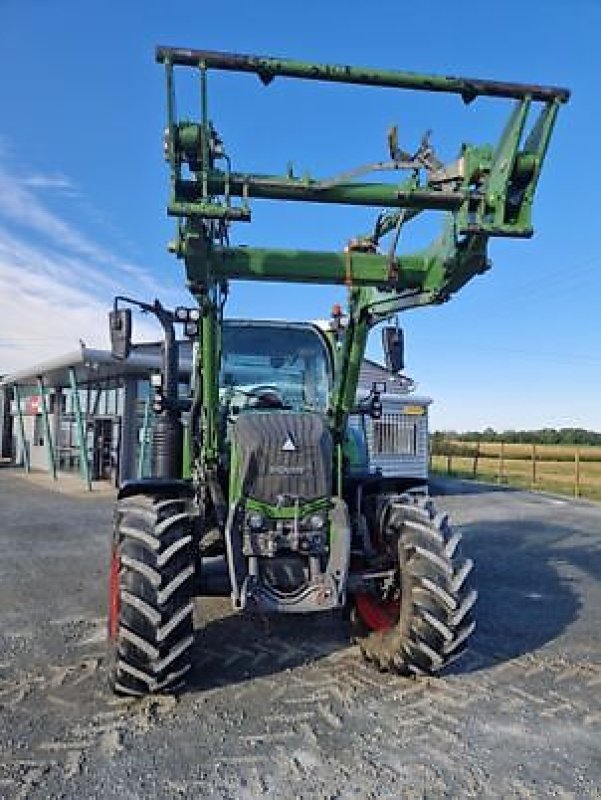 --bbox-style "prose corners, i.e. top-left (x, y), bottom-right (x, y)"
top-left (106, 48), bottom-right (568, 696)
